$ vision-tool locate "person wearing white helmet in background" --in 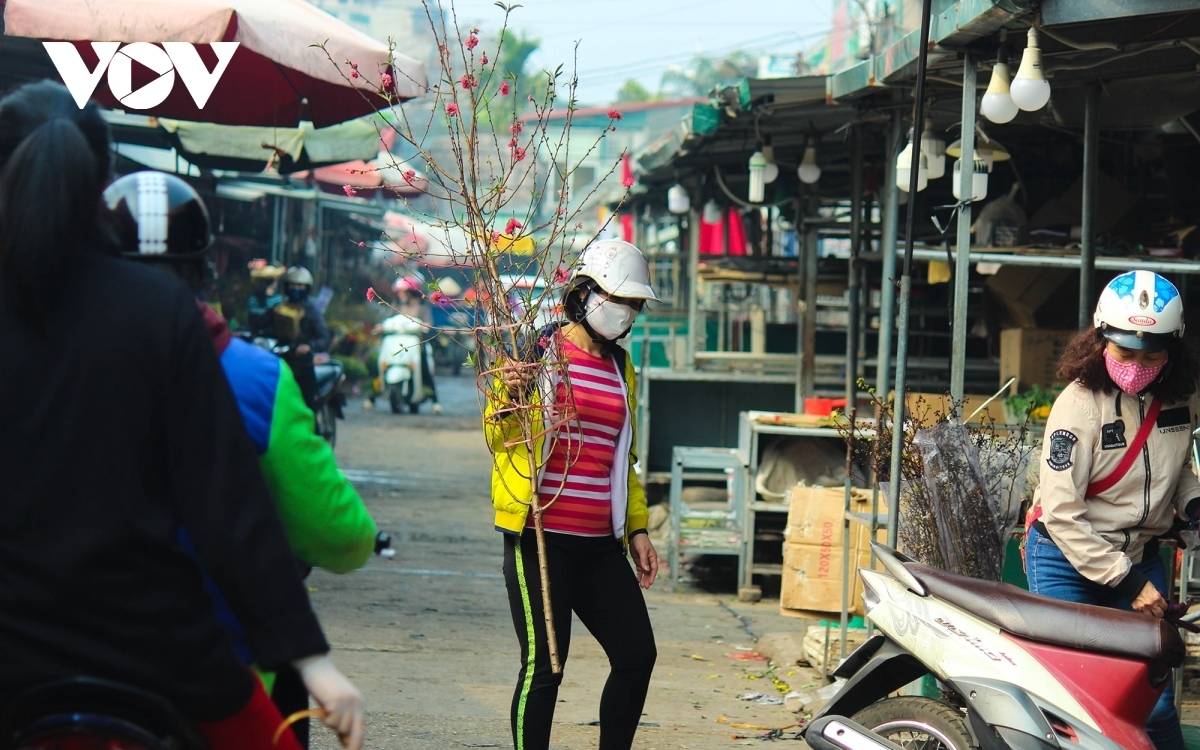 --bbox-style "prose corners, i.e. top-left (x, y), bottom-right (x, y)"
top-left (487, 239), bottom-right (659, 750)
top-left (1026, 270), bottom-right (1200, 750)
top-left (264, 266), bottom-right (330, 410)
